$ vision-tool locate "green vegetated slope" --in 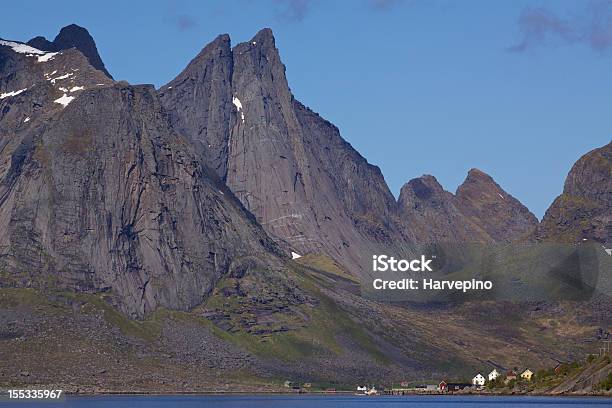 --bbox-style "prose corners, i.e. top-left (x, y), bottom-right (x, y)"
top-left (1, 253), bottom-right (607, 392)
